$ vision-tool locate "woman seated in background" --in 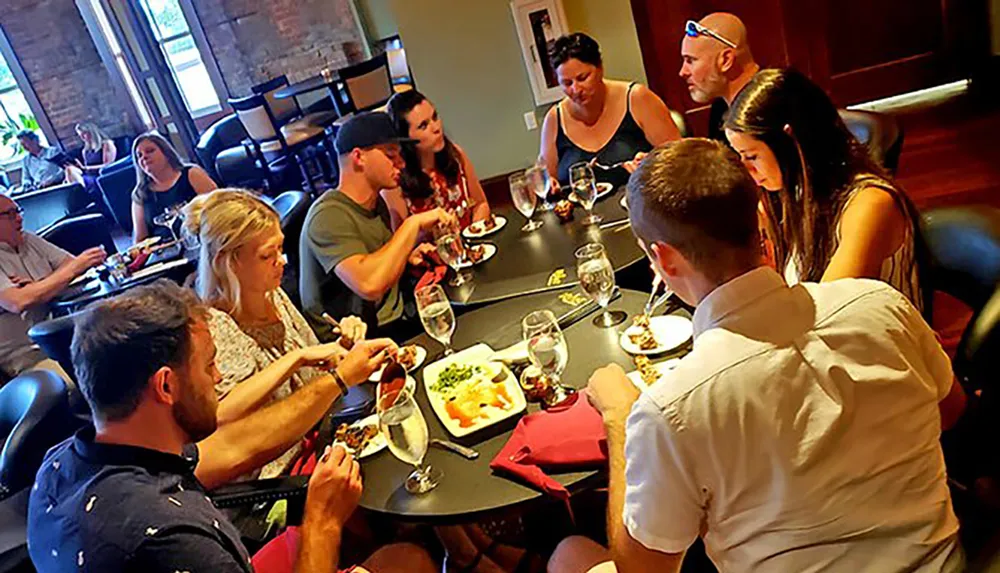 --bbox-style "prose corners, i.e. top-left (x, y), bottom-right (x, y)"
top-left (184, 189), bottom-right (393, 478)
top-left (75, 122), bottom-right (117, 180)
top-left (131, 132), bottom-right (217, 243)
top-left (540, 32), bottom-right (680, 188)
top-left (384, 90), bottom-right (490, 231)
top-left (724, 68), bottom-right (927, 311)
